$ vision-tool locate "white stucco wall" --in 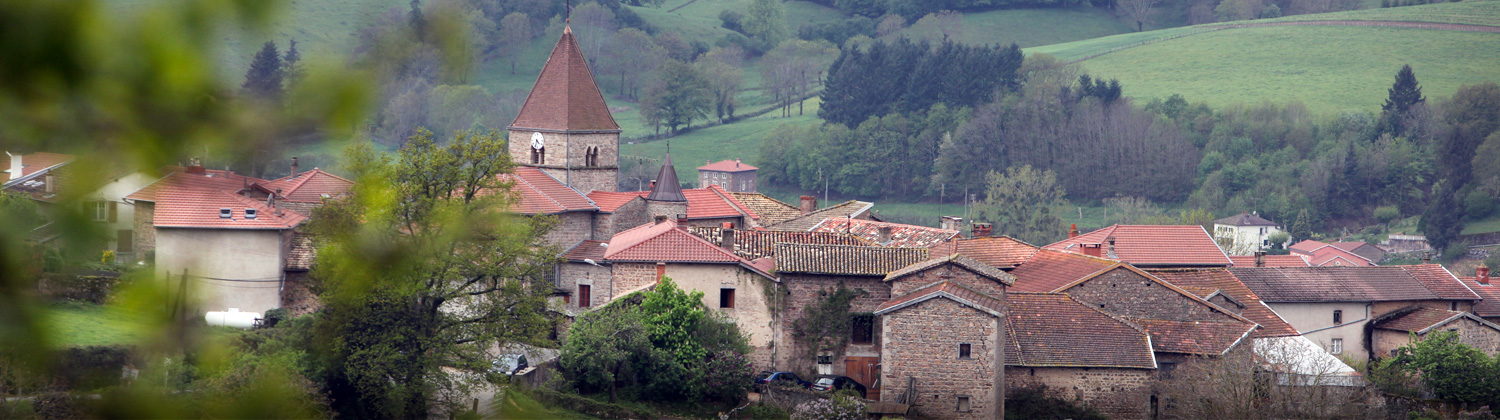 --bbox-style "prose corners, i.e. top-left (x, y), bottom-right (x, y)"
top-left (1265, 302), bottom-right (1370, 360)
top-left (1213, 223), bottom-right (1287, 256)
top-left (156, 228), bottom-right (287, 315)
top-left (91, 172), bottom-right (157, 253)
top-left (661, 263), bottom-right (780, 370)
